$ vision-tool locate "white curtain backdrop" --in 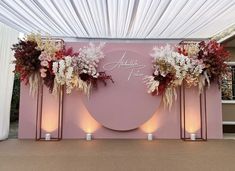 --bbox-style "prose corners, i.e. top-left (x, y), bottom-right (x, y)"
top-left (0, 22), bottom-right (19, 140)
top-left (0, 0), bottom-right (235, 39)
